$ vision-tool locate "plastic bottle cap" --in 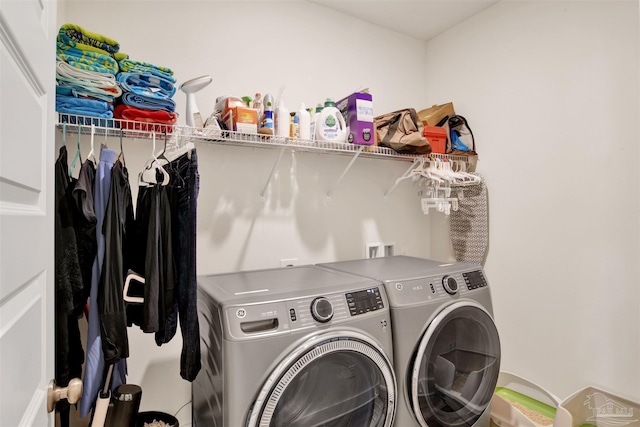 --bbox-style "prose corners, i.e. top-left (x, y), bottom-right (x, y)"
top-left (324, 98), bottom-right (335, 107)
